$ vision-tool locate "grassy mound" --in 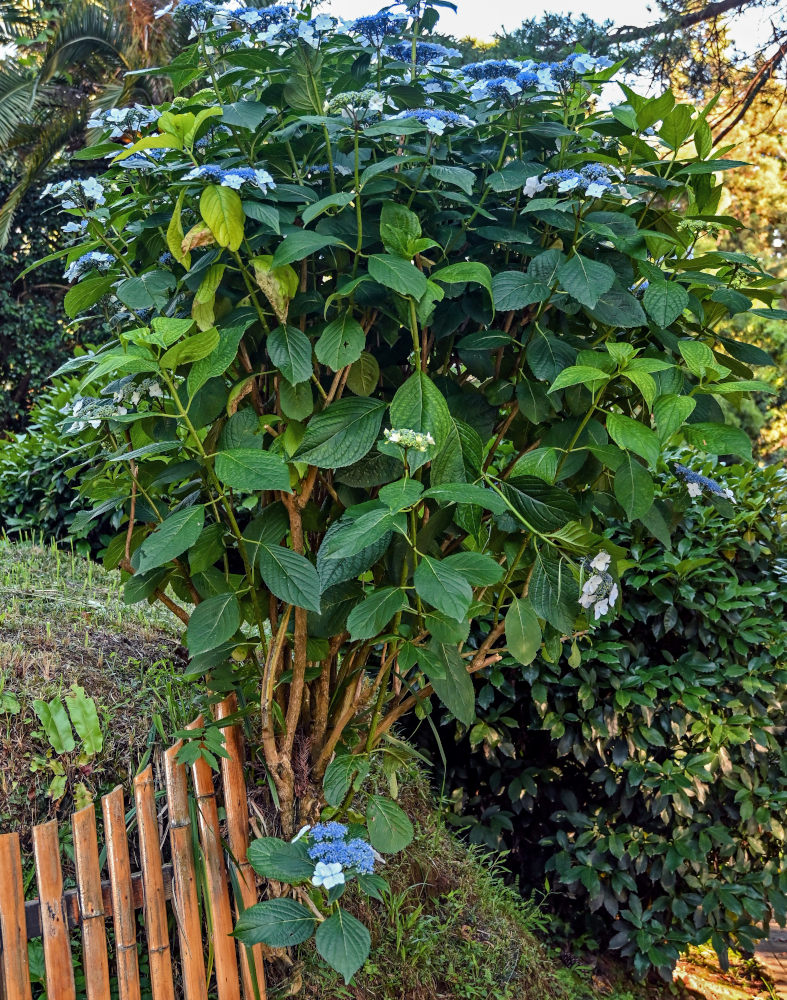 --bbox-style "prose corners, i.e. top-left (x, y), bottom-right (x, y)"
top-left (0, 537), bottom-right (190, 837)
